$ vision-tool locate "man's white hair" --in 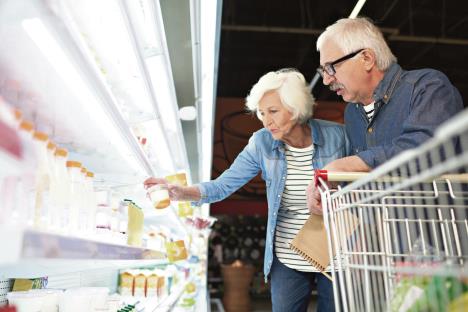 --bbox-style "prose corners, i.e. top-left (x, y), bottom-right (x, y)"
top-left (317, 17), bottom-right (397, 71)
top-left (245, 68), bottom-right (316, 124)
